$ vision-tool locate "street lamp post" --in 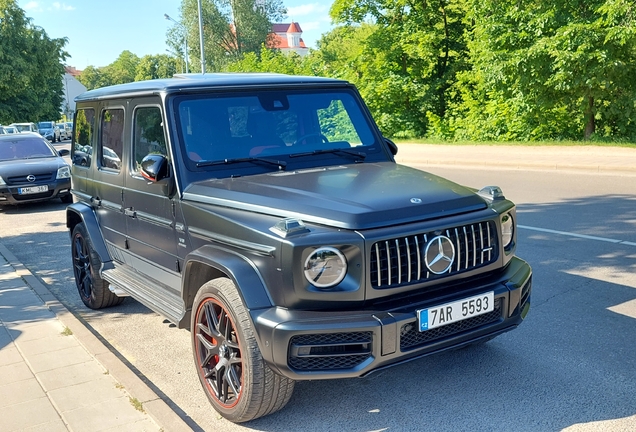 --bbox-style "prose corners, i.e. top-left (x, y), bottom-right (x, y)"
top-left (164, 13), bottom-right (189, 74)
top-left (197, 0), bottom-right (206, 74)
